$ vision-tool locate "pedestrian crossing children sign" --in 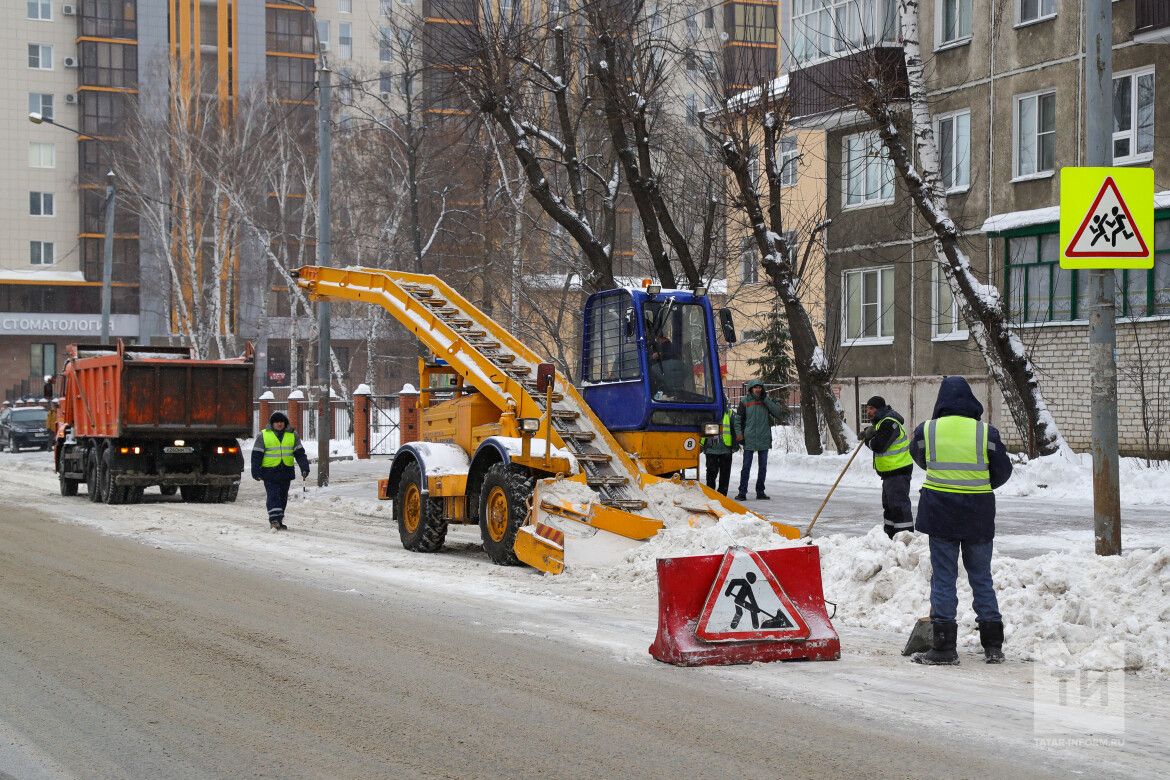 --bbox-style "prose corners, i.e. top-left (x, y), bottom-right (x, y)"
top-left (694, 546), bottom-right (810, 642)
top-left (1060, 167), bottom-right (1154, 270)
